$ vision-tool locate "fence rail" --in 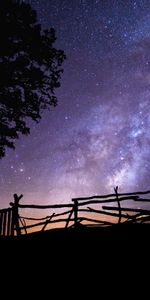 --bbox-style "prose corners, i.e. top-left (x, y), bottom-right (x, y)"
top-left (1, 187), bottom-right (150, 237)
